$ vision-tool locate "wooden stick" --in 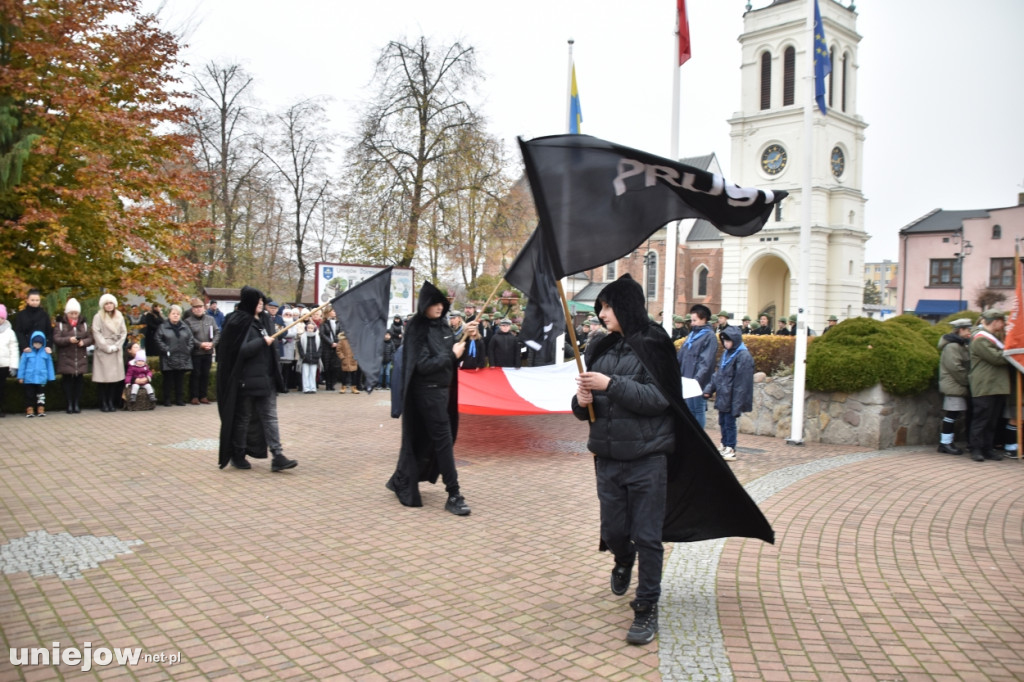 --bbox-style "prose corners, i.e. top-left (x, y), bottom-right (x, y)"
top-left (477, 276), bottom-right (510, 319)
top-left (558, 279), bottom-right (595, 422)
top-left (268, 301), bottom-right (333, 340)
